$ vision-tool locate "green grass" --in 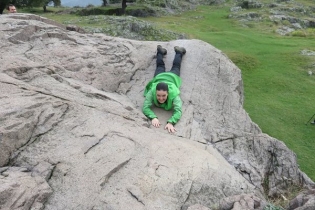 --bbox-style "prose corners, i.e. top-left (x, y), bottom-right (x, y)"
top-left (20, 5), bottom-right (315, 181)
